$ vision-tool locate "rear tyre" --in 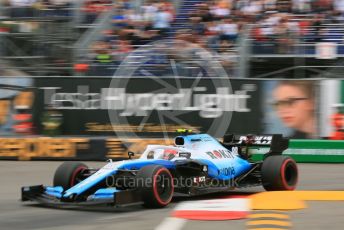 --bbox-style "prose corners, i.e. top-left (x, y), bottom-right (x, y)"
top-left (53, 162), bottom-right (88, 190)
top-left (136, 165), bottom-right (174, 208)
top-left (261, 156), bottom-right (298, 191)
